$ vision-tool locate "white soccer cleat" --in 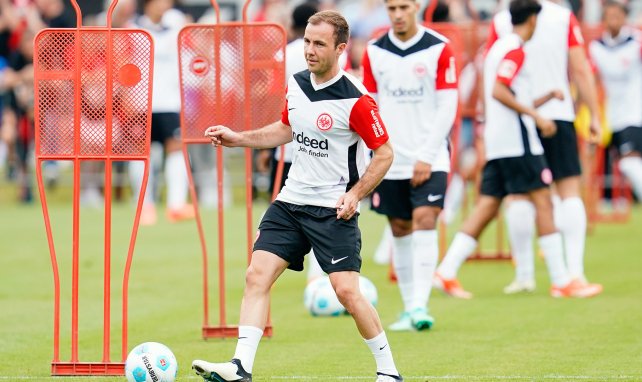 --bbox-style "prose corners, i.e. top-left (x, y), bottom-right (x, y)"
top-left (503, 279), bottom-right (536, 294)
top-left (388, 312), bottom-right (413, 332)
top-left (192, 358), bottom-right (252, 382)
top-left (376, 372), bottom-right (404, 381)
